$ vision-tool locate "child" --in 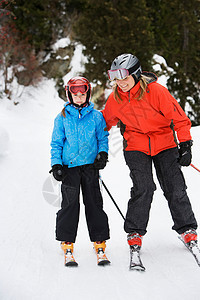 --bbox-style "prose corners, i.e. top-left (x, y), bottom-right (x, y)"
top-left (50, 76), bottom-right (110, 267)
